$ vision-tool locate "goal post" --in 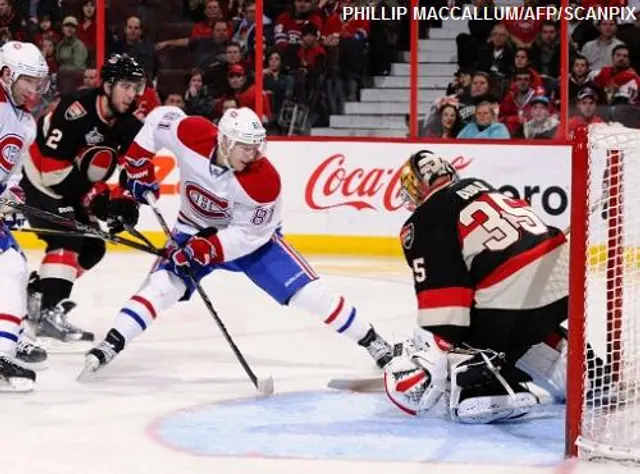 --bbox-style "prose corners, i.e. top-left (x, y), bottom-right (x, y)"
top-left (566, 123), bottom-right (640, 462)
